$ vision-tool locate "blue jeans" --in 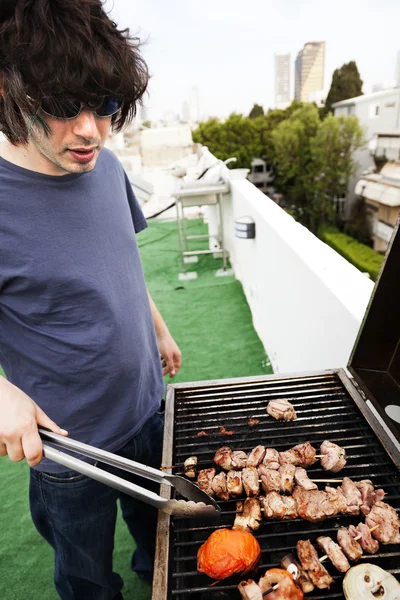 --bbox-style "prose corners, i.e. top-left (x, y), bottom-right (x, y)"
top-left (29, 411), bottom-right (164, 600)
